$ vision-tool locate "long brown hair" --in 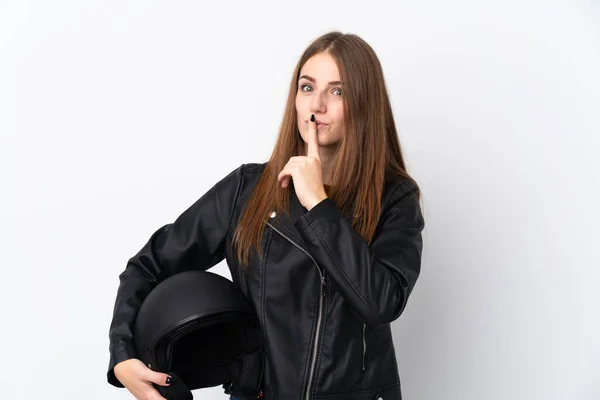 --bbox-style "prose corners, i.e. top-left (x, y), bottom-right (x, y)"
top-left (232, 30), bottom-right (420, 268)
